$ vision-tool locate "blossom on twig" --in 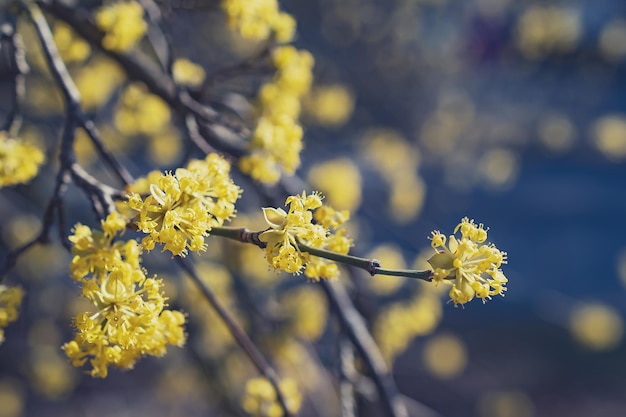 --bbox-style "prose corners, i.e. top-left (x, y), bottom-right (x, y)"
top-left (428, 217), bottom-right (508, 306)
